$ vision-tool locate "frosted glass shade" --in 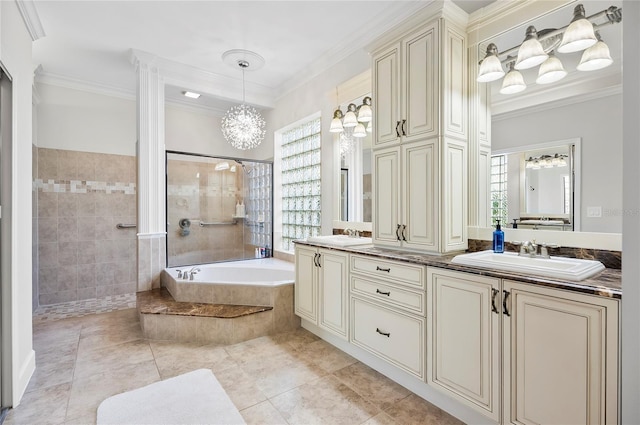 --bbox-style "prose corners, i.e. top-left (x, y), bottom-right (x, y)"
top-left (353, 123), bottom-right (367, 138)
top-left (577, 40), bottom-right (613, 71)
top-left (477, 44), bottom-right (505, 82)
top-left (500, 65), bottom-right (526, 94)
top-left (536, 54), bottom-right (567, 84)
top-left (330, 117), bottom-right (344, 133)
top-left (366, 121), bottom-right (372, 133)
top-left (558, 5), bottom-right (597, 53)
top-left (515, 27), bottom-right (548, 70)
top-left (357, 98), bottom-right (372, 122)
